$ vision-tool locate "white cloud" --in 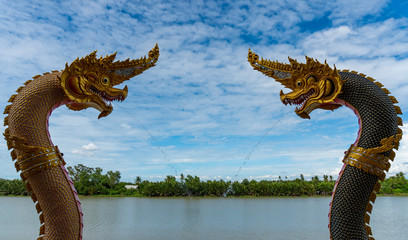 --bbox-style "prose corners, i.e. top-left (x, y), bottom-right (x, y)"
top-left (120, 123), bottom-right (132, 130)
top-left (303, 18), bottom-right (408, 59)
top-left (82, 143), bottom-right (99, 151)
top-left (72, 143), bottom-right (99, 156)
